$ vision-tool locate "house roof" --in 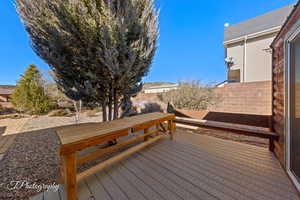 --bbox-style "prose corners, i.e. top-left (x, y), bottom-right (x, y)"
top-left (271, 2), bottom-right (300, 47)
top-left (224, 4), bottom-right (295, 43)
top-left (0, 88), bottom-right (14, 95)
